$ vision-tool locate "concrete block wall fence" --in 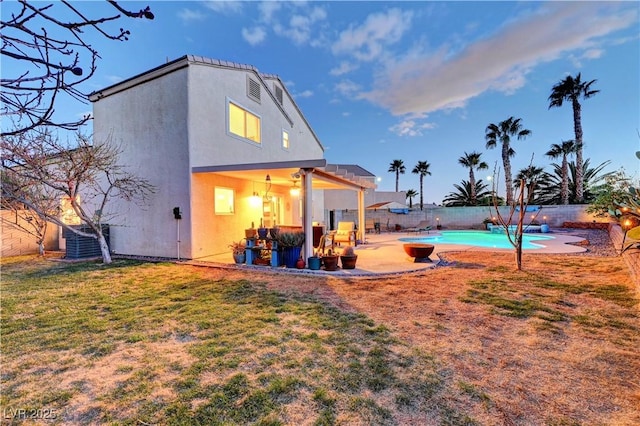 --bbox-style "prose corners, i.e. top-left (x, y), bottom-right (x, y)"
top-left (1, 210), bottom-right (60, 257)
top-left (335, 204), bottom-right (608, 232)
